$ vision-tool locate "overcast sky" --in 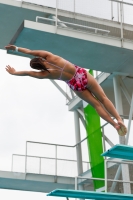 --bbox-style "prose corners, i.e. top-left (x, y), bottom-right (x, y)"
top-left (1, 0), bottom-right (133, 199)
